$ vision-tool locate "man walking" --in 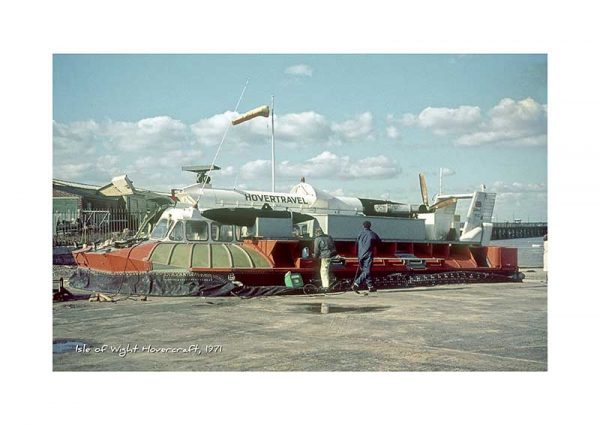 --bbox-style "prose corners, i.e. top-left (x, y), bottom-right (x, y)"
top-left (313, 228), bottom-right (337, 290)
top-left (353, 221), bottom-right (381, 293)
